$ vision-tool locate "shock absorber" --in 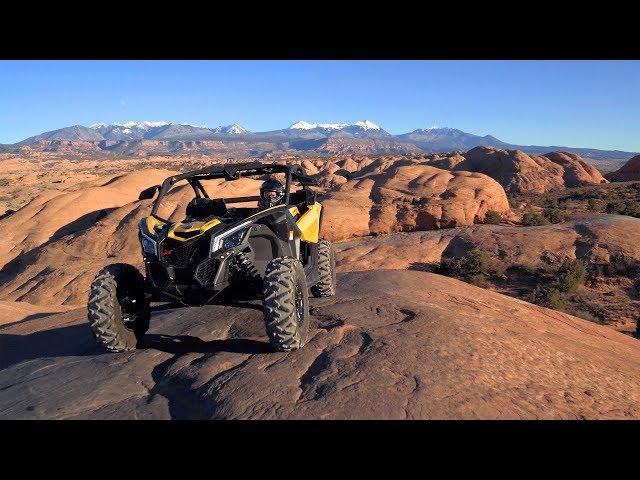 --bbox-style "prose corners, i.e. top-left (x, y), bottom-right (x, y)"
top-left (229, 251), bottom-right (262, 289)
